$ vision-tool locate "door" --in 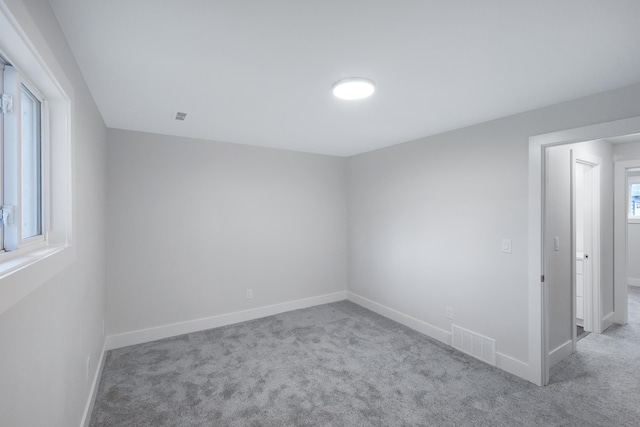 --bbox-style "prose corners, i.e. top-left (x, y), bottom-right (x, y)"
top-left (545, 146), bottom-right (602, 370)
top-left (544, 145), bottom-right (573, 368)
top-left (575, 161), bottom-right (594, 332)
top-left (573, 152), bottom-right (602, 335)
